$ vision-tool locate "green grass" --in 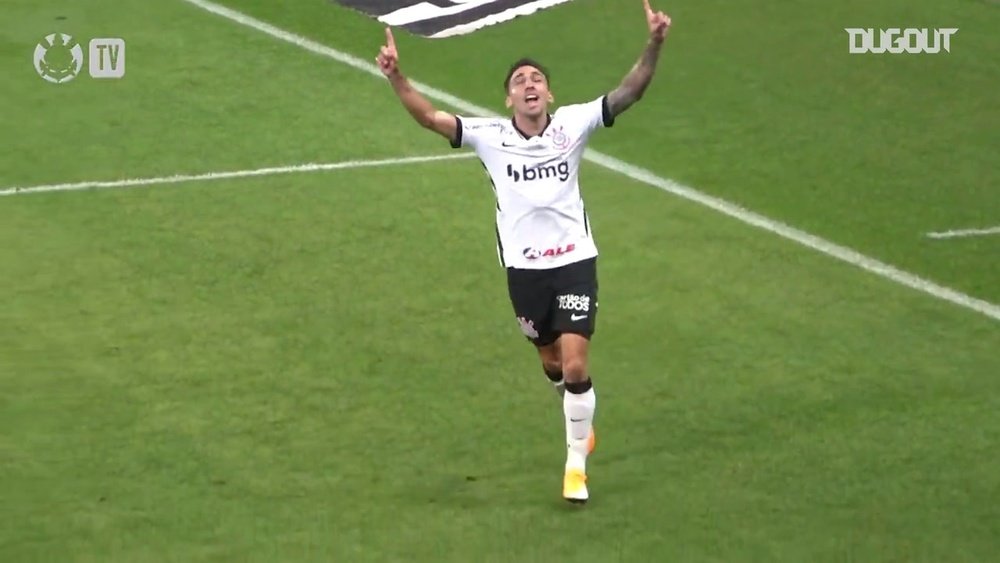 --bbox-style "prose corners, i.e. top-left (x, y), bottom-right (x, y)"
top-left (2, 0), bottom-right (998, 561)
